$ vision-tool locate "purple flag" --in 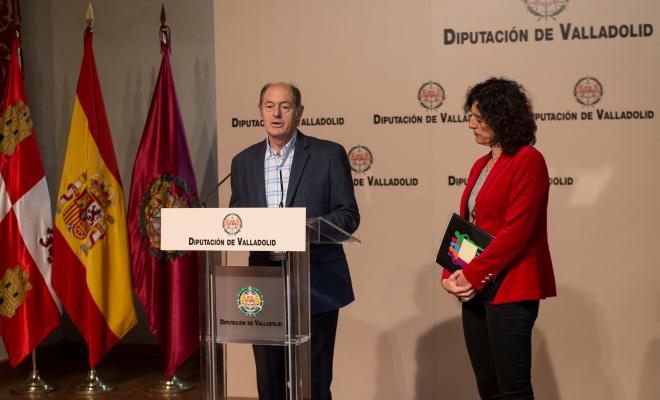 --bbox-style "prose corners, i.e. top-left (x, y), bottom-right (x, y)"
top-left (127, 23), bottom-right (200, 379)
